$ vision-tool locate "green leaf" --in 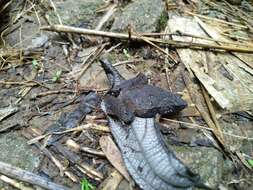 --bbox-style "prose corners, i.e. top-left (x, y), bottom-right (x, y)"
top-left (247, 159), bottom-right (253, 167)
